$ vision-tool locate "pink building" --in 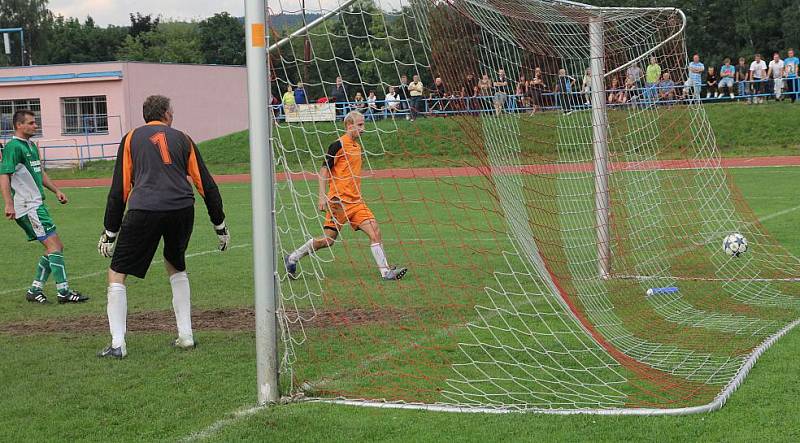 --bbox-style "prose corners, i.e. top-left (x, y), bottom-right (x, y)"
top-left (0, 61), bottom-right (247, 165)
